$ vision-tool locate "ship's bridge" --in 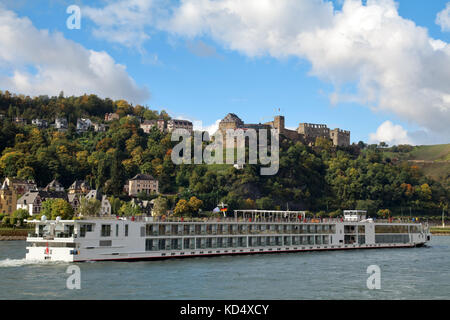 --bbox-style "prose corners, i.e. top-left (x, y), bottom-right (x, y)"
top-left (343, 210), bottom-right (367, 222)
top-left (233, 210), bottom-right (306, 222)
